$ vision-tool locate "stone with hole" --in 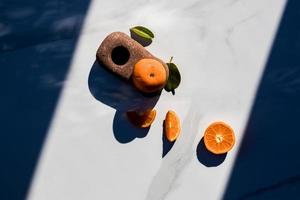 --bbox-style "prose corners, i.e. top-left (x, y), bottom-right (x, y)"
top-left (96, 32), bottom-right (168, 80)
